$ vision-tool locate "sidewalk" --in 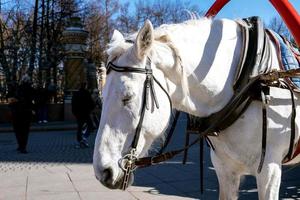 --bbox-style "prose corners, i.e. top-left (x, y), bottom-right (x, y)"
top-left (0, 117), bottom-right (299, 199)
top-left (0, 121), bottom-right (77, 133)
